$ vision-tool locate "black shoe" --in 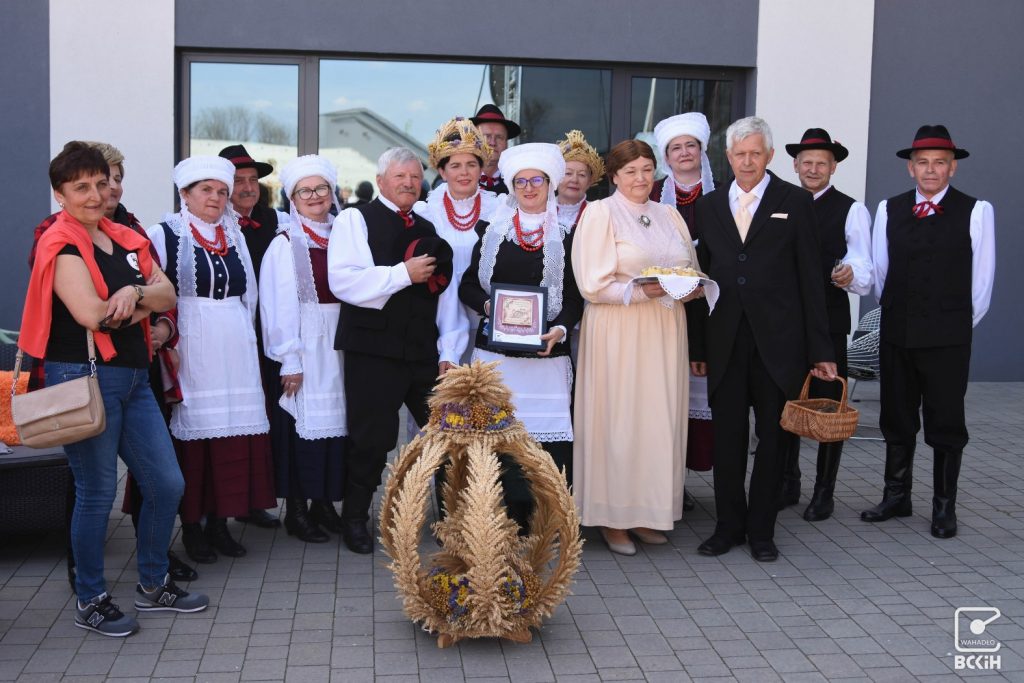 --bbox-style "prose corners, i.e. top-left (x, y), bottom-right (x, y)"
top-left (308, 501), bottom-right (345, 534)
top-left (697, 533), bottom-right (745, 556)
top-left (682, 489), bottom-right (696, 512)
top-left (341, 519), bottom-right (373, 554)
top-left (205, 517), bottom-right (246, 557)
top-left (749, 540), bottom-right (779, 562)
top-left (236, 508), bottom-right (281, 529)
top-left (860, 496), bottom-right (912, 522)
top-left (167, 551), bottom-right (199, 582)
top-left (181, 522), bottom-right (217, 564)
top-left (284, 498), bottom-right (329, 543)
